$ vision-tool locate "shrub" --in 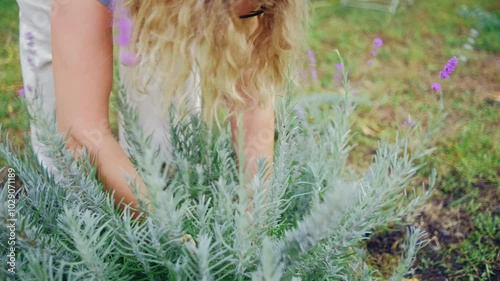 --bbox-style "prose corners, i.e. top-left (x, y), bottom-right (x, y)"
top-left (0, 60), bottom-right (434, 280)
